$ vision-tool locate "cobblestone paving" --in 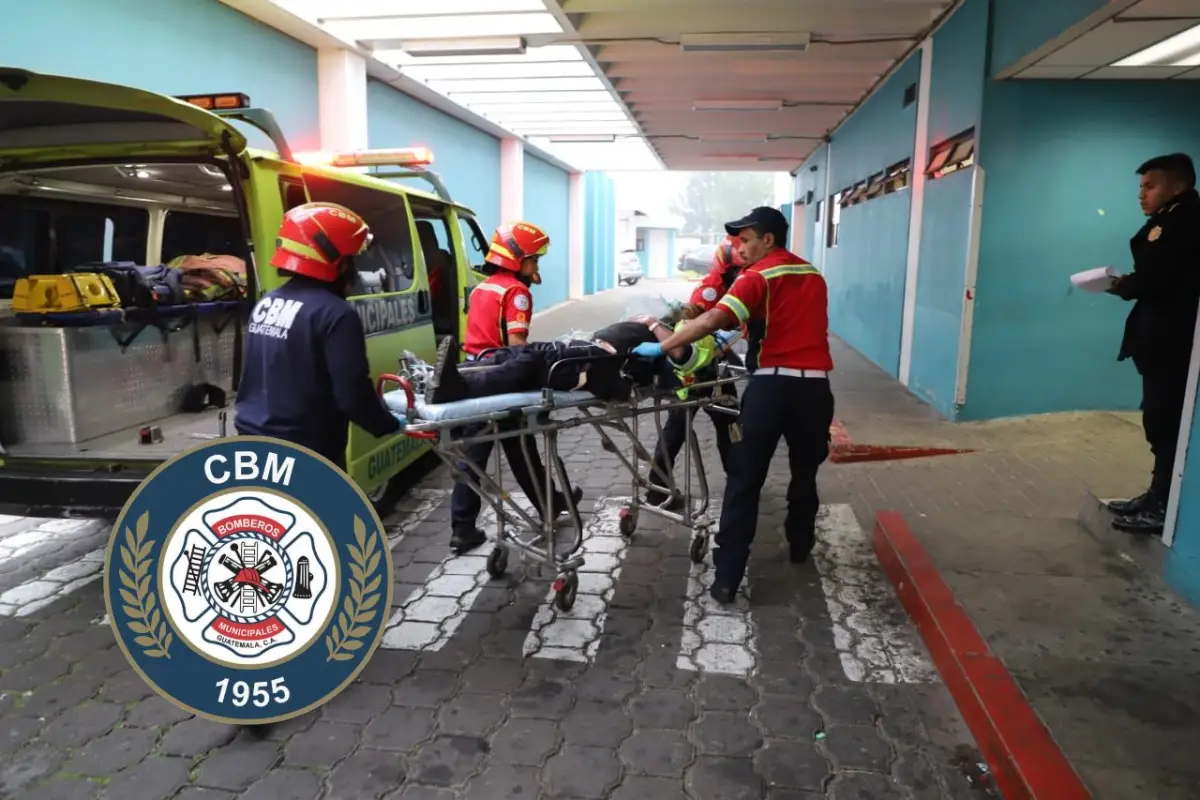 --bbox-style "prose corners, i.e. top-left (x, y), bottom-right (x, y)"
top-left (0, 285), bottom-right (991, 799)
